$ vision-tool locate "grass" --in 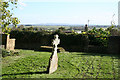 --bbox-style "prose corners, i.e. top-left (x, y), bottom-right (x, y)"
top-left (2, 49), bottom-right (120, 78)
